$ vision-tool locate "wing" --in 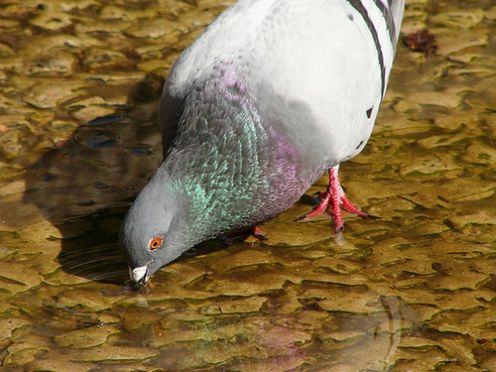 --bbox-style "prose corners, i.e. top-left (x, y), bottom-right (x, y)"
top-left (158, 84), bottom-right (184, 159)
top-left (250, 0), bottom-right (406, 163)
top-left (390, 0), bottom-right (406, 41)
top-left (162, 0), bottom-right (406, 164)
